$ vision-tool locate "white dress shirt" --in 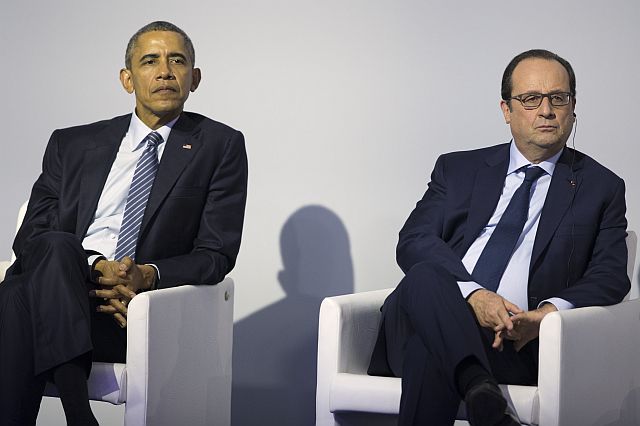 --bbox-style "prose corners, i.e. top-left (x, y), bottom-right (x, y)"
top-left (457, 142), bottom-right (573, 312)
top-left (81, 112), bottom-right (177, 260)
